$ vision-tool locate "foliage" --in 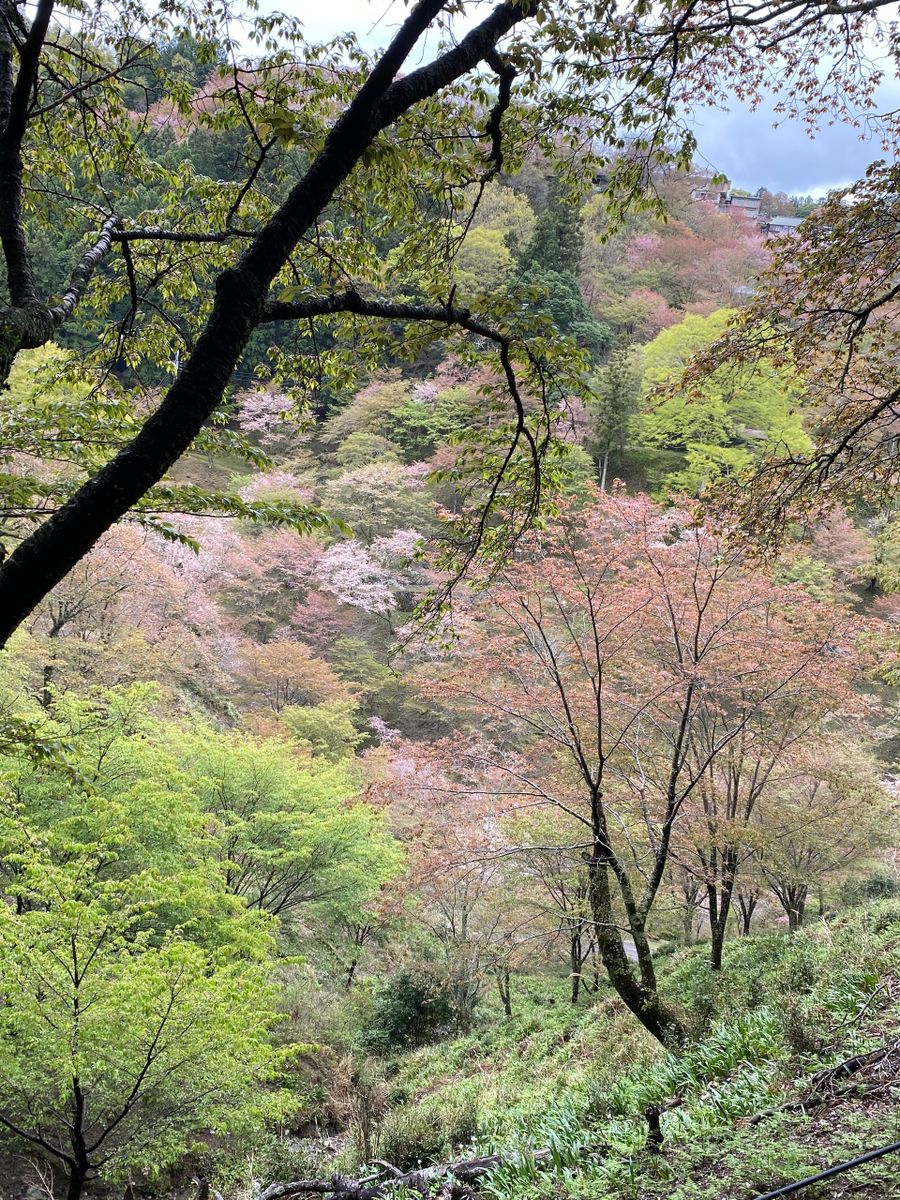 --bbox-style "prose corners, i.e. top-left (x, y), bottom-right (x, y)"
top-left (0, 3), bottom-right (896, 1191)
top-left (0, 792), bottom-right (286, 1193)
top-left (691, 162), bottom-right (900, 536)
top-left (281, 699), bottom-right (366, 762)
top-left (633, 310), bottom-right (809, 494)
top-left (520, 179), bottom-right (584, 277)
top-left (175, 729), bottom-right (400, 920)
top-left (365, 967), bottom-right (458, 1051)
top-left (375, 904), bottom-right (900, 1200)
top-left (376, 1106), bottom-right (451, 1170)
